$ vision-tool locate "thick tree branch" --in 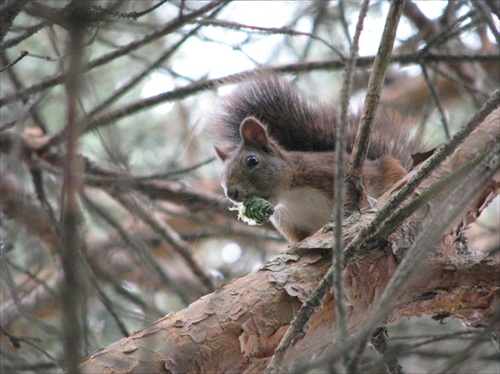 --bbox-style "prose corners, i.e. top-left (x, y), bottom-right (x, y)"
top-left (80, 232), bottom-right (498, 373)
